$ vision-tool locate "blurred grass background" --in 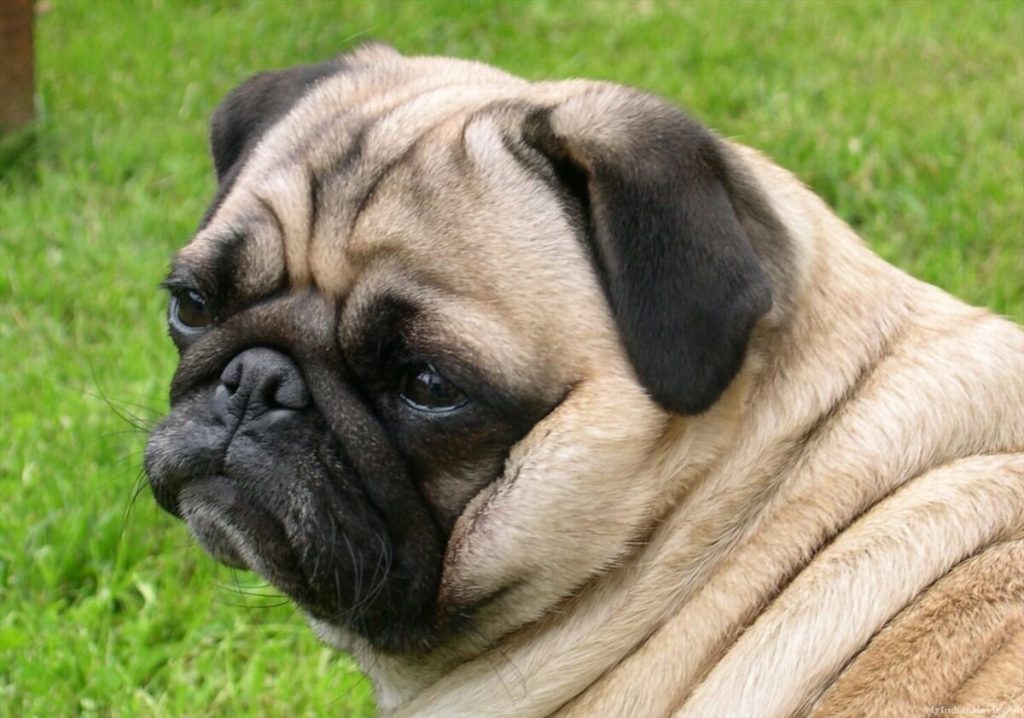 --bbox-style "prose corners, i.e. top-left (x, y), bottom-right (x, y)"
top-left (1, 1), bottom-right (1021, 716)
